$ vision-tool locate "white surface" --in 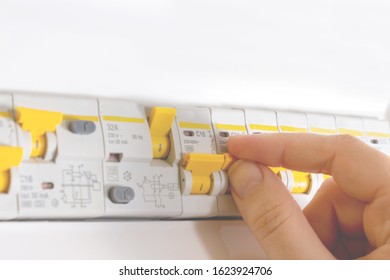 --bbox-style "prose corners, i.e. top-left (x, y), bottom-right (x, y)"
top-left (0, 0), bottom-right (390, 260)
top-left (0, 220), bottom-right (264, 260)
top-left (0, 0), bottom-right (389, 117)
